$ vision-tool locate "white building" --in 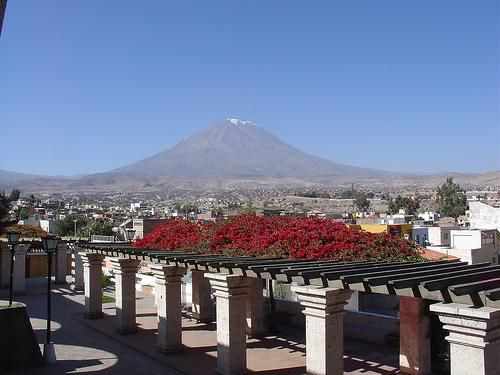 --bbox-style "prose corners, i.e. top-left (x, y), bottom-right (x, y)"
top-left (417, 211), bottom-right (439, 224)
top-left (412, 226), bottom-right (458, 247)
top-left (428, 229), bottom-right (500, 265)
top-left (39, 219), bottom-right (60, 234)
top-left (130, 202), bottom-right (142, 212)
top-left (467, 201), bottom-right (500, 231)
top-left (20, 216), bottom-right (60, 234)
